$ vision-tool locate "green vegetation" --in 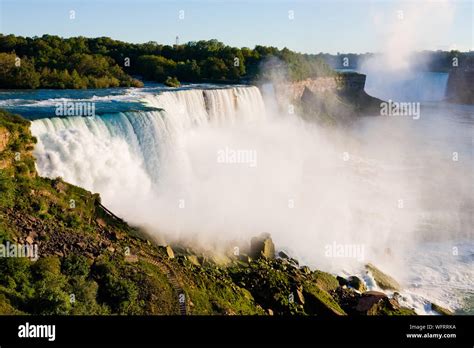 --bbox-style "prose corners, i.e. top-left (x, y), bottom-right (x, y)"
top-left (164, 76), bottom-right (180, 88)
top-left (0, 34), bottom-right (334, 89)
